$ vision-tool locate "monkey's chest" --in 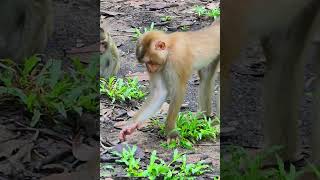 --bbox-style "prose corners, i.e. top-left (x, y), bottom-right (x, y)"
top-left (192, 58), bottom-right (214, 70)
